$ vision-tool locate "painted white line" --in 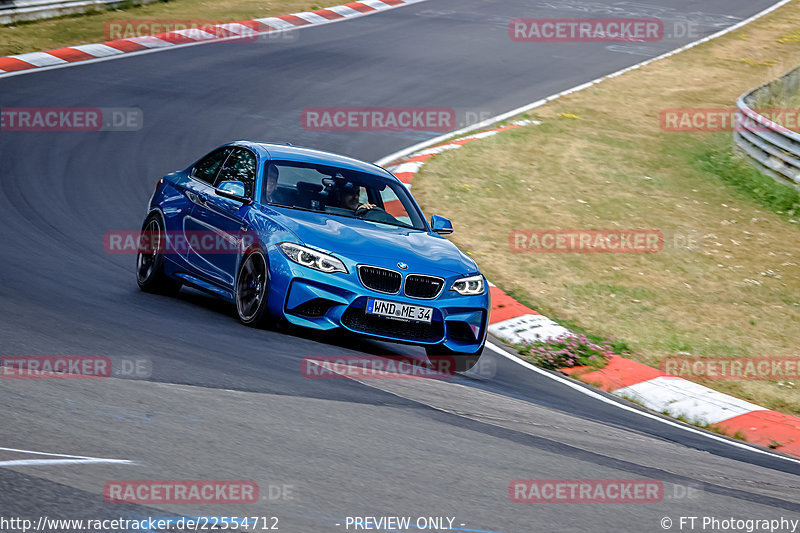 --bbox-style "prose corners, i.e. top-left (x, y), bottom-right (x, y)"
top-left (0, 446), bottom-right (135, 467)
top-left (0, 458), bottom-right (133, 467)
top-left (0, 446), bottom-right (109, 458)
top-left (0, 0), bottom-right (429, 80)
top-left (374, 0), bottom-right (793, 167)
top-left (486, 343), bottom-right (800, 465)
